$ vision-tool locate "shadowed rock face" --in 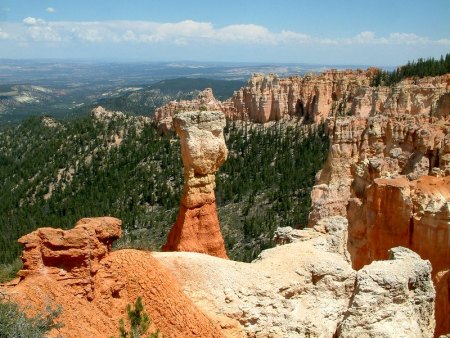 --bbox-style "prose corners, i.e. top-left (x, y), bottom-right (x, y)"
top-left (163, 111), bottom-right (228, 258)
top-left (4, 217), bottom-right (225, 338)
